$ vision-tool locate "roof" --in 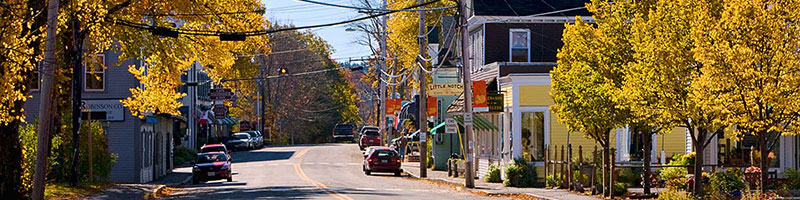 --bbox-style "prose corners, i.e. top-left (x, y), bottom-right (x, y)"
top-left (197, 151), bottom-right (226, 156)
top-left (202, 144), bottom-right (225, 148)
top-left (472, 0), bottom-right (591, 17)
